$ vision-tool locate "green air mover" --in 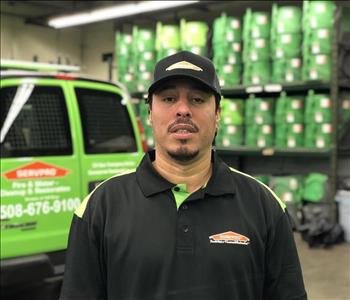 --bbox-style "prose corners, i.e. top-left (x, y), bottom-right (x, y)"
top-left (303, 1), bottom-right (336, 30)
top-left (217, 125), bottom-right (244, 147)
top-left (271, 176), bottom-right (304, 204)
top-left (305, 90), bottom-right (316, 124)
top-left (220, 98), bottom-right (244, 125)
top-left (156, 23), bottom-right (181, 60)
top-left (272, 33), bottom-right (302, 59)
top-left (133, 26), bottom-right (155, 52)
top-left (254, 98), bottom-right (274, 125)
top-left (313, 95), bottom-right (332, 123)
top-left (315, 123), bottom-right (332, 148)
top-left (303, 173), bottom-right (329, 202)
top-left (213, 42), bottom-right (242, 66)
top-left (304, 122), bottom-right (332, 148)
top-left (304, 123), bottom-right (317, 147)
top-left (256, 125), bottom-right (274, 148)
top-left (115, 31), bottom-right (134, 83)
top-left (213, 13), bottom-right (242, 44)
top-left (272, 58), bottom-right (302, 83)
top-left (217, 64), bottom-right (242, 87)
top-left (275, 123), bottom-right (287, 147)
top-left (245, 97), bottom-right (256, 125)
top-left (245, 124), bottom-right (258, 146)
top-left (286, 124), bottom-right (304, 148)
top-left (272, 5), bottom-right (303, 34)
top-left (285, 95), bottom-right (304, 123)
top-left (304, 28), bottom-right (333, 55)
top-left (180, 19), bottom-right (208, 56)
top-left (136, 71), bottom-right (153, 92)
top-left (243, 60), bottom-right (271, 85)
top-left (156, 23), bottom-right (181, 50)
top-left (245, 96), bottom-right (274, 125)
top-left (303, 54), bottom-right (332, 81)
top-left (276, 123), bottom-right (304, 148)
top-left (243, 38), bottom-right (270, 62)
top-left (243, 9), bottom-right (271, 40)
top-left (305, 92), bottom-right (332, 123)
top-left (275, 94), bottom-right (304, 124)
top-left (214, 51), bottom-right (242, 66)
